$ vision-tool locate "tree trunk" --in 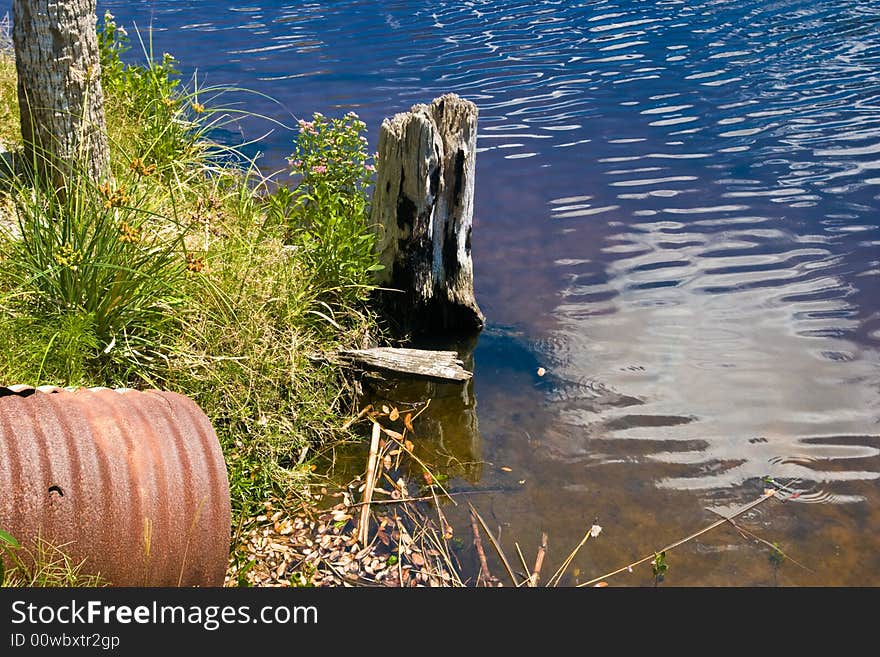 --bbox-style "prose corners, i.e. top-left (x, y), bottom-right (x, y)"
top-left (13, 0), bottom-right (109, 185)
top-left (371, 93), bottom-right (484, 336)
